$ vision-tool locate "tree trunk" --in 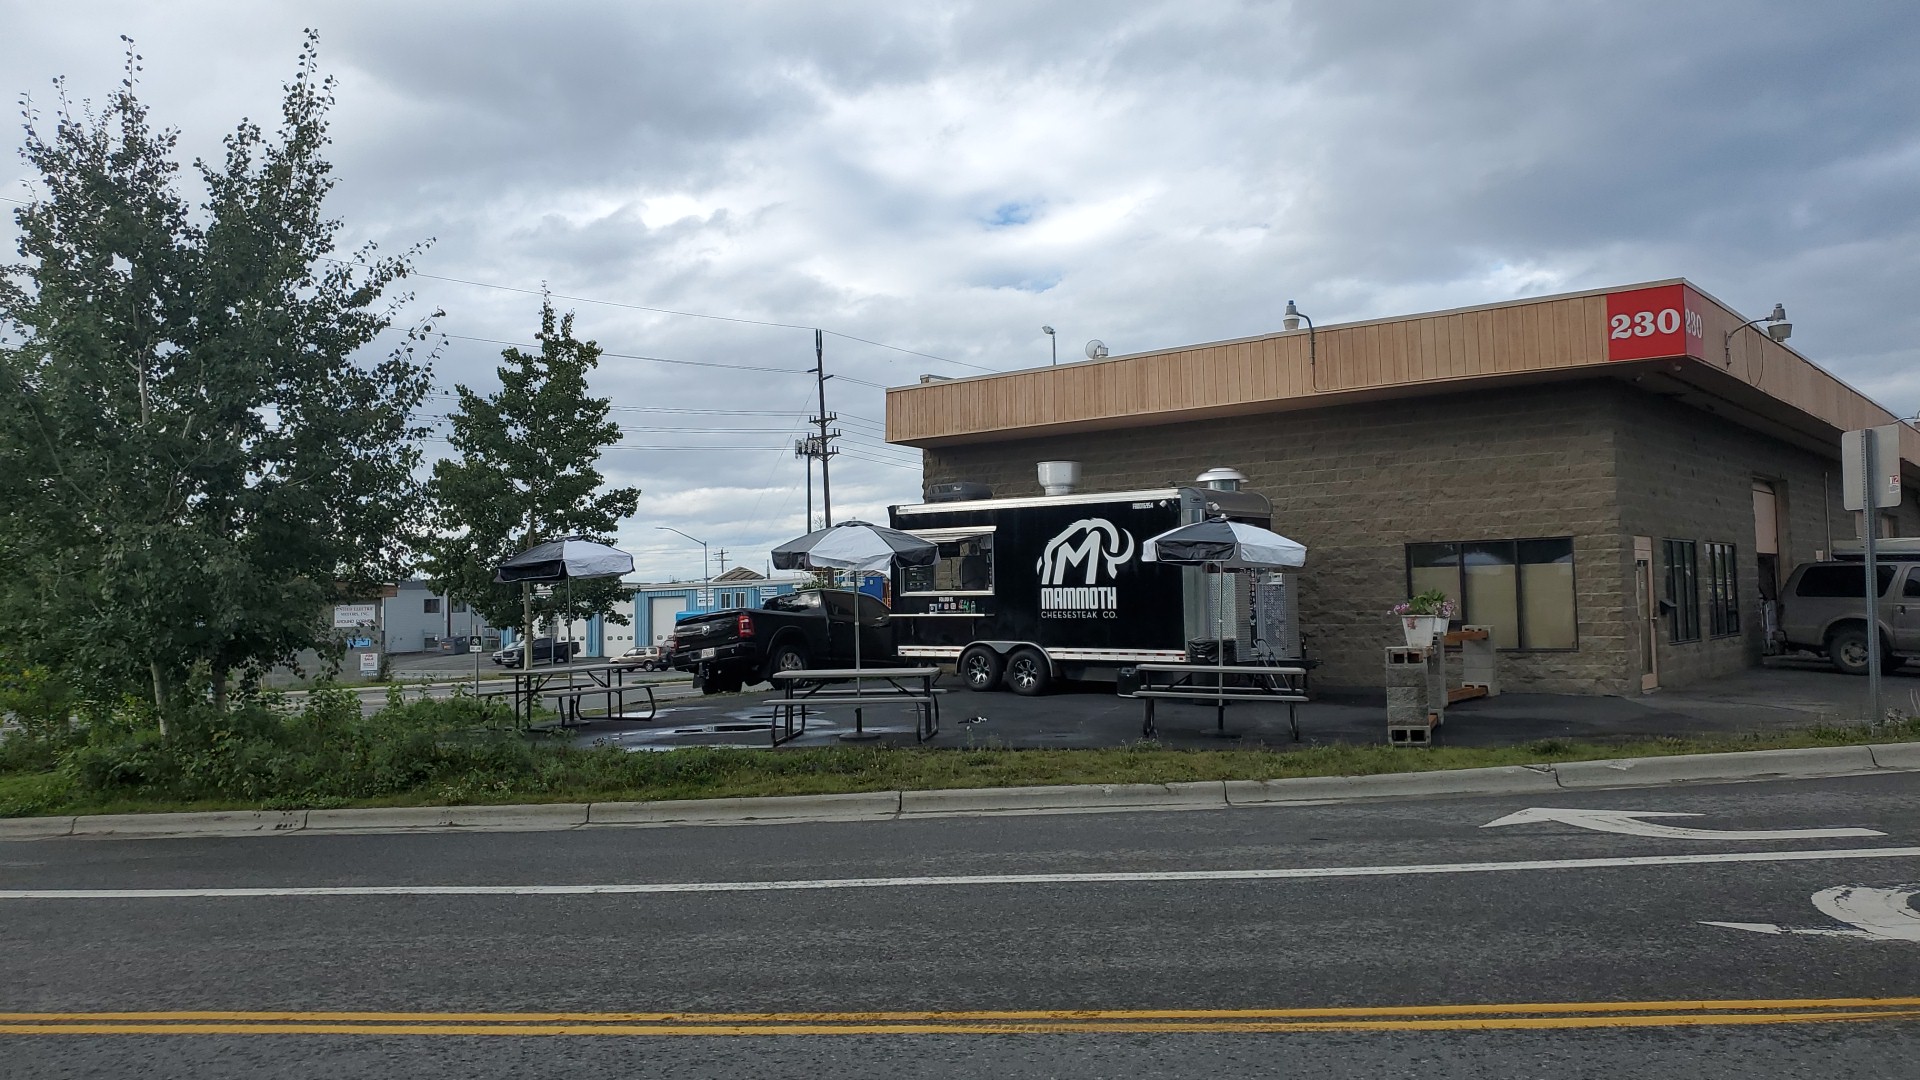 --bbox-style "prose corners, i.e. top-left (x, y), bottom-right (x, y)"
top-left (210, 661), bottom-right (228, 713)
top-left (150, 660), bottom-right (170, 738)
